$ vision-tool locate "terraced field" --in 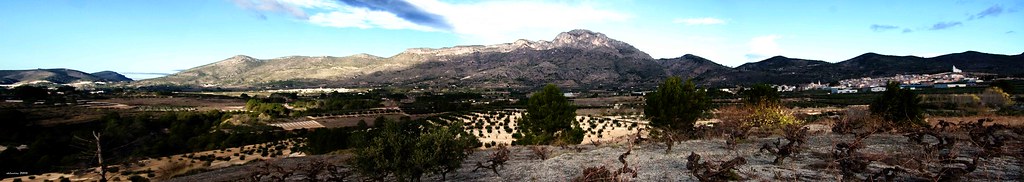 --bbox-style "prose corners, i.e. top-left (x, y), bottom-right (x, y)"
top-left (423, 110), bottom-right (650, 148)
